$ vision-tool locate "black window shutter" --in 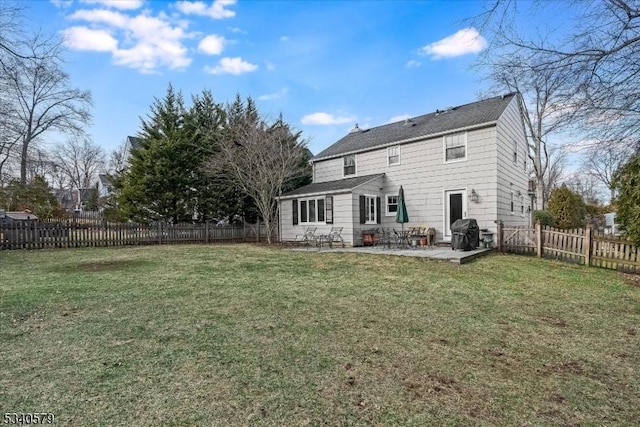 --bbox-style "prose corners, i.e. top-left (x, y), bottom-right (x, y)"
top-left (359, 195), bottom-right (366, 224)
top-left (292, 199), bottom-right (298, 225)
top-left (325, 196), bottom-right (333, 224)
top-left (376, 197), bottom-right (381, 224)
